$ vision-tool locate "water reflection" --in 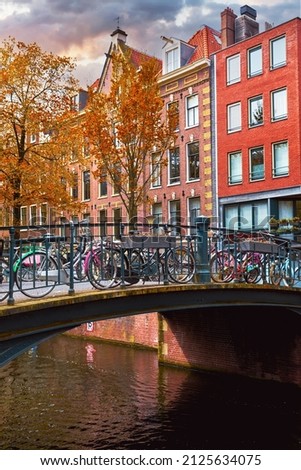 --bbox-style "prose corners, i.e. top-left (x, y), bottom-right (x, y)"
top-left (0, 335), bottom-right (300, 449)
